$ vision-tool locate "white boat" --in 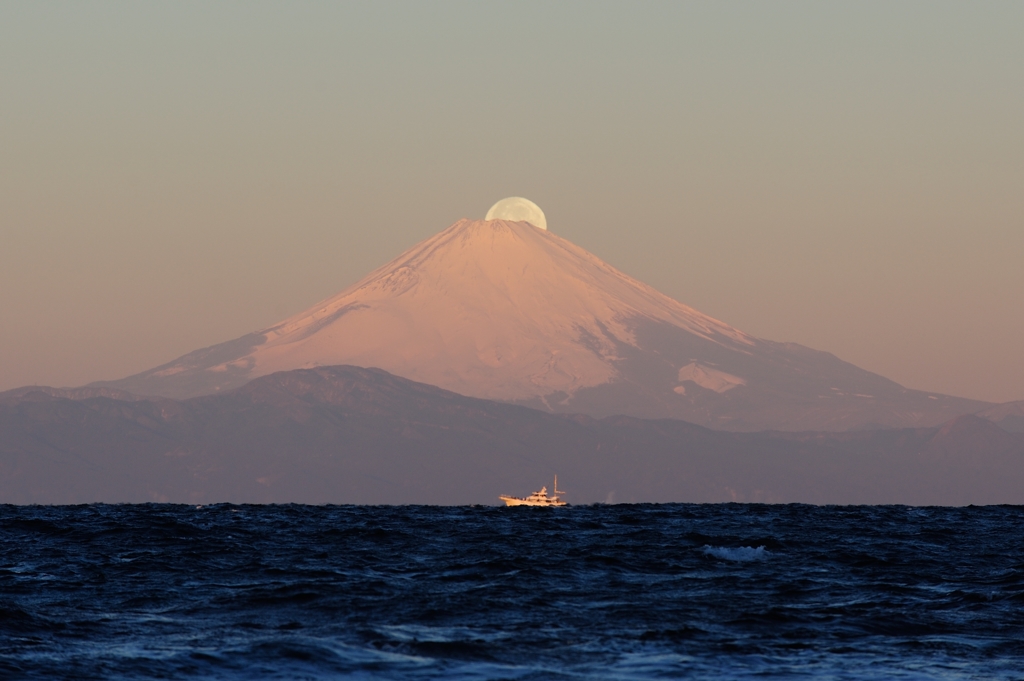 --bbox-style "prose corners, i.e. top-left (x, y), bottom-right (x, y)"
top-left (499, 476), bottom-right (568, 507)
